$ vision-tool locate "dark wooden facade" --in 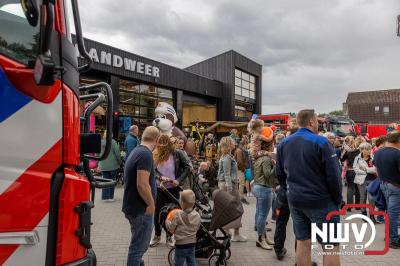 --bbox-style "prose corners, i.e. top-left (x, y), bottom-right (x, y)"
top-left (185, 50), bottom-right (262, 121)
top-left (78, 38), bottom-right (263, 124)
top-left (345, 89), bottom-right (400, 124)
